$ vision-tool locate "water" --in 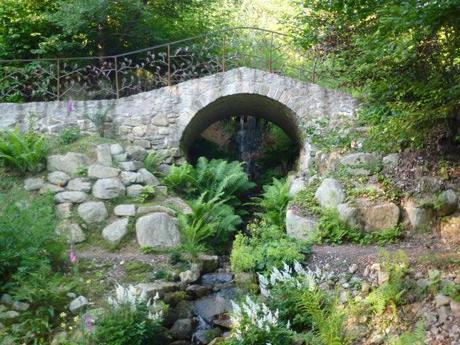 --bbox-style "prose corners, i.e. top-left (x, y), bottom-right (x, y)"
top-left (235, 116), bottom-right (264, 179)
